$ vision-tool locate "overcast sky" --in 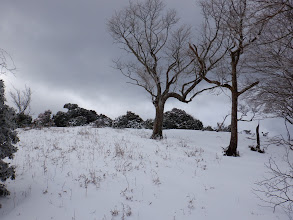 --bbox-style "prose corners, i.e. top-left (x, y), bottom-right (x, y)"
top-left (0, 0), bottom-right (288, 135)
